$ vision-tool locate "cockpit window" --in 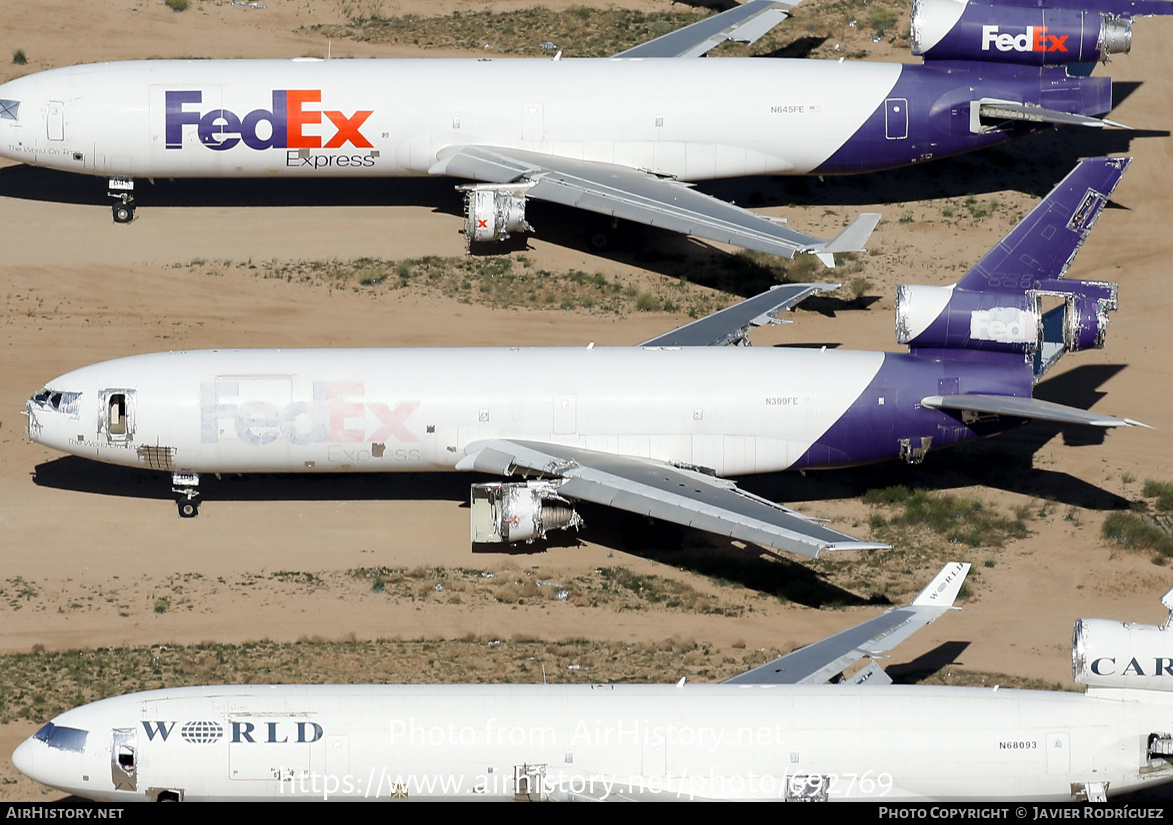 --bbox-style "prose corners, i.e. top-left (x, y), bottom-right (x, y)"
top-left (0, 100), bottom-right (17, 121)
top-left (30, 388), bottom-right (81, 416)
top-left (33, 722), bottom-right (88, 752)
